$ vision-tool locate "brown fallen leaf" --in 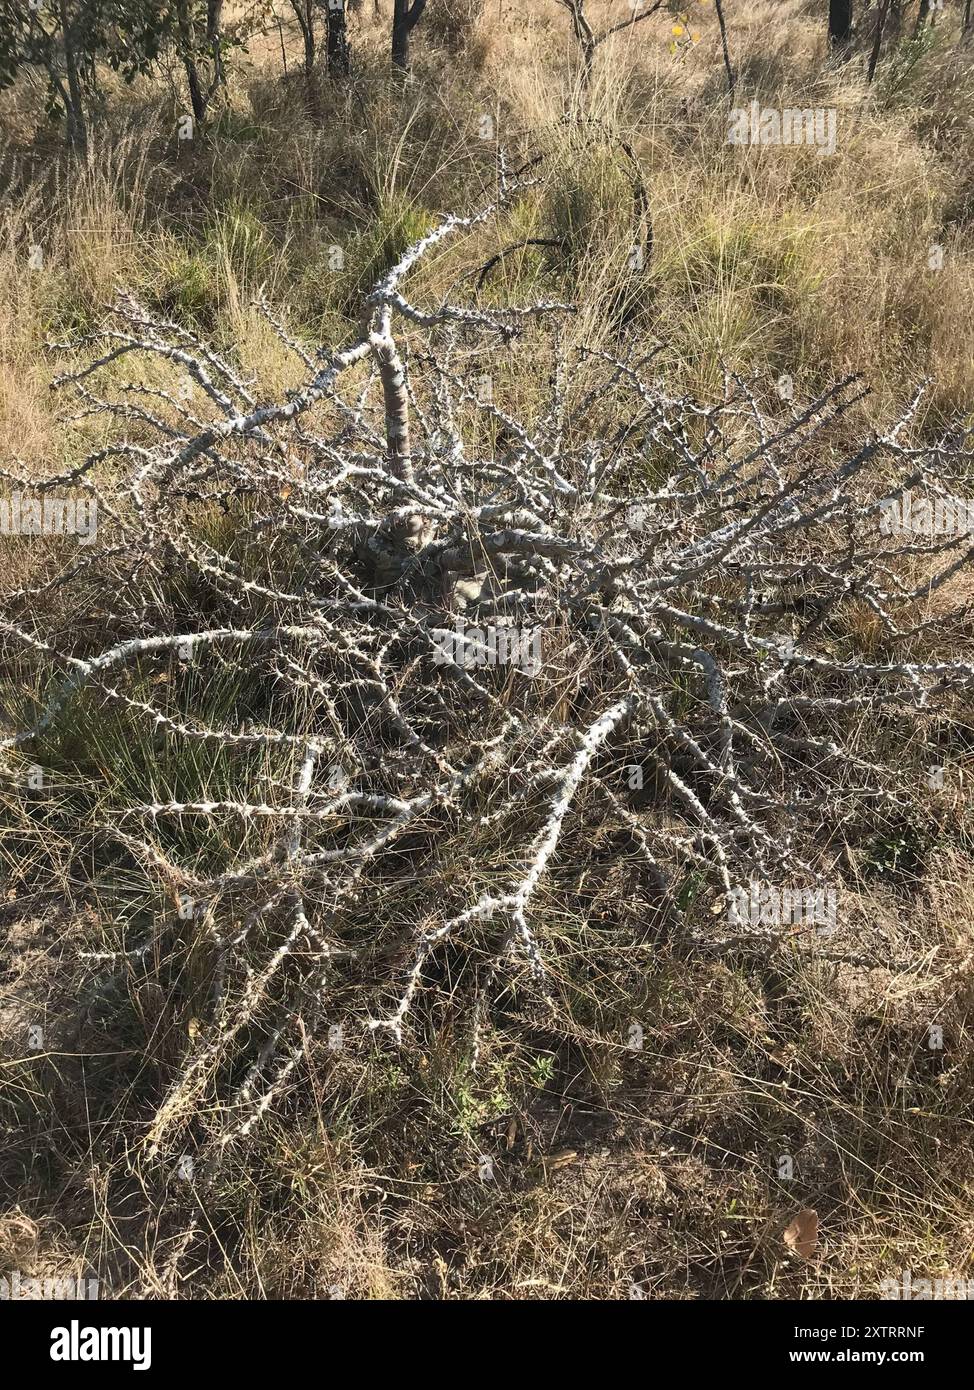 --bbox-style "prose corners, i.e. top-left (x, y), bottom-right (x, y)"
top-left (545, 1149), bottom-right (578, 1173)
top-left (783, 1207), bottom-right (819, 1260)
